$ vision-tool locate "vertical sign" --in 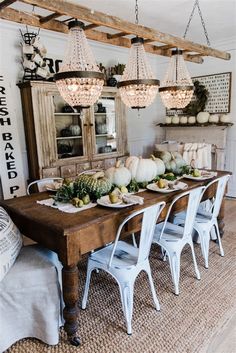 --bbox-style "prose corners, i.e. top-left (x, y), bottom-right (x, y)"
top-left (0, 75), bottom-right (26, 199)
